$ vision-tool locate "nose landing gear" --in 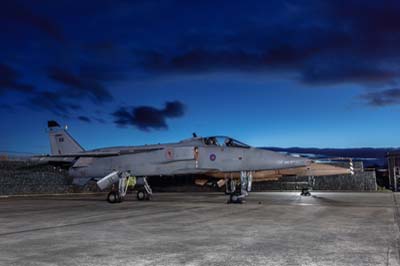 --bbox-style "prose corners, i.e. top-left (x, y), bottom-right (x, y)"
top-left (300, 176), bottom-right (314, 197)
top-left (226, 171), bottom-right (253, 204)
top-left (300, 188), bottom-right (311, 197)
